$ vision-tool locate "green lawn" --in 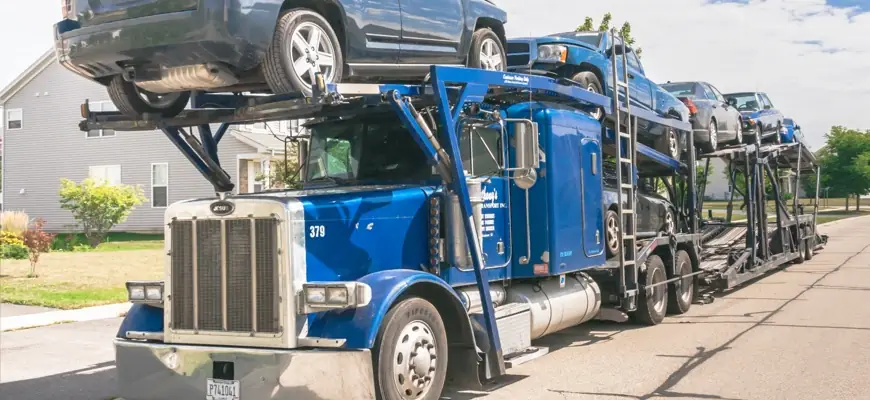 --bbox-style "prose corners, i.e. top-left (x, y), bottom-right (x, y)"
top-left (52, 232), bottom-right (163, 252)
